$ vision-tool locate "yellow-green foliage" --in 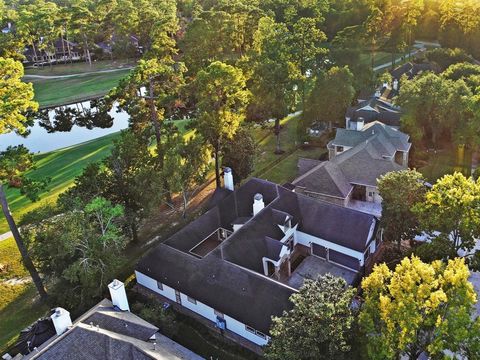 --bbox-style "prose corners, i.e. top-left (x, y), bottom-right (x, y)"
top-left (360, 256), bottom-right (479, 359)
